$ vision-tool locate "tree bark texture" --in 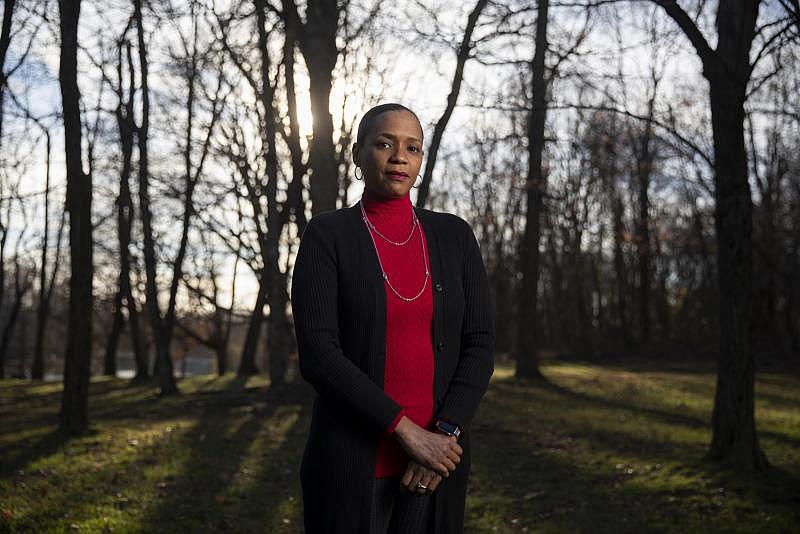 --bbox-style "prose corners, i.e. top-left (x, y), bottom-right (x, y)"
top-left (298, 0), bottom-right (339, 215)
top-left (516, 0), bottom-right (549, 379)
top-left (705, 0), bottom-right (767, 471)
top-left (654, 0), bottom-right (767, 469)
top-left (58, 0), bottom-right (93, 434)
